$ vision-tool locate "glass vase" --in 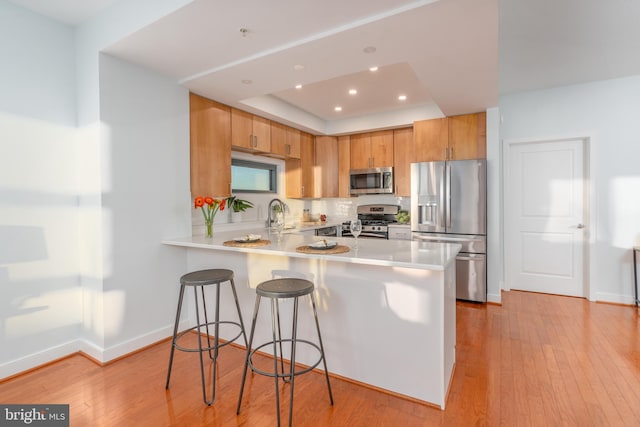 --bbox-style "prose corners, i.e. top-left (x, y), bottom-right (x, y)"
top-left (205, 220), bottom-right (213, 238)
